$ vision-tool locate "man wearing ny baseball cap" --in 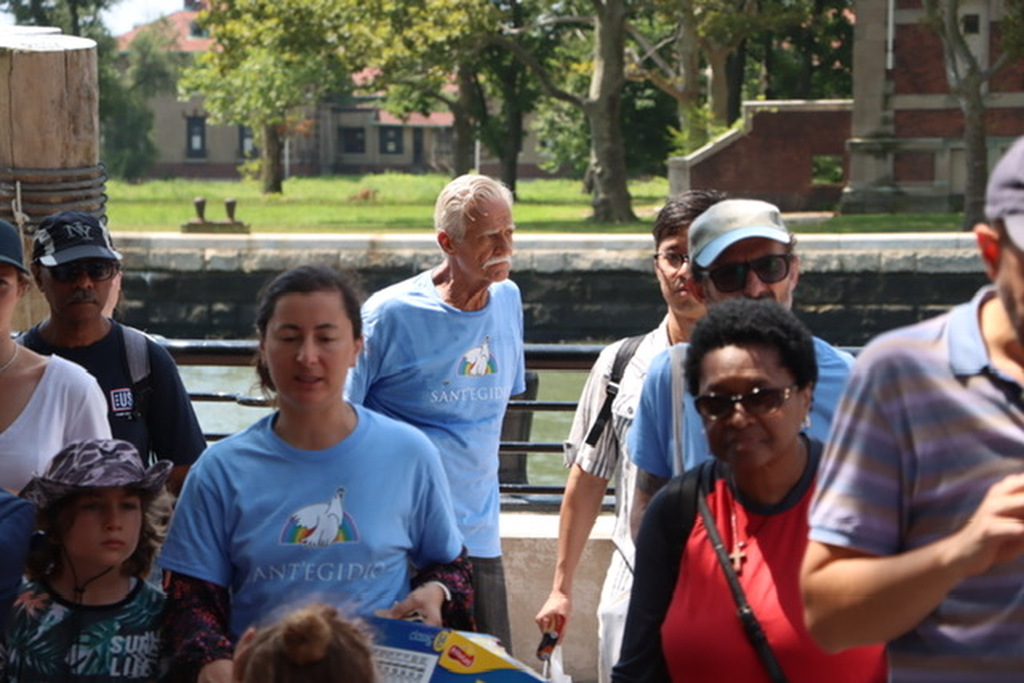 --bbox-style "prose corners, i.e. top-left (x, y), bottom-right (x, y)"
top-left (20, 211), bottom-right (204, 494)
top-left (625, 198), bottom-right (854, 534)
top-left (802, 137), bottom-right (1024, 680)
